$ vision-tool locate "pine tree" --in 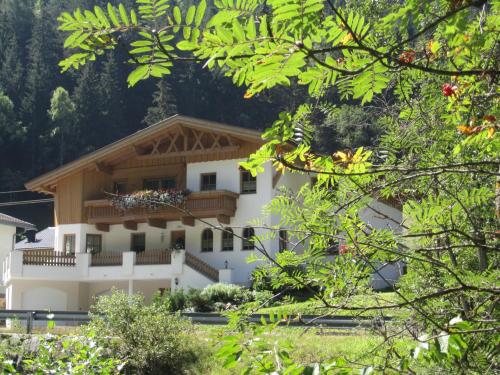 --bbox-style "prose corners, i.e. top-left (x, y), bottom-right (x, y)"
top-left (20, 0), bottom-right (61, 176)
top-left (73, 64), bottom-right (104, 154)
top-left (47, 87), bottom-right (77, 166)
top-left (99, 53), bottom-right (126, 142)
top-left (143, 79), bottom-right (178, 126)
